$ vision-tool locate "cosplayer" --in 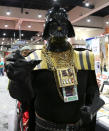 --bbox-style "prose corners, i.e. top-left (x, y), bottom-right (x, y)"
top-left (5, 4), bottom-right (104, 131)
